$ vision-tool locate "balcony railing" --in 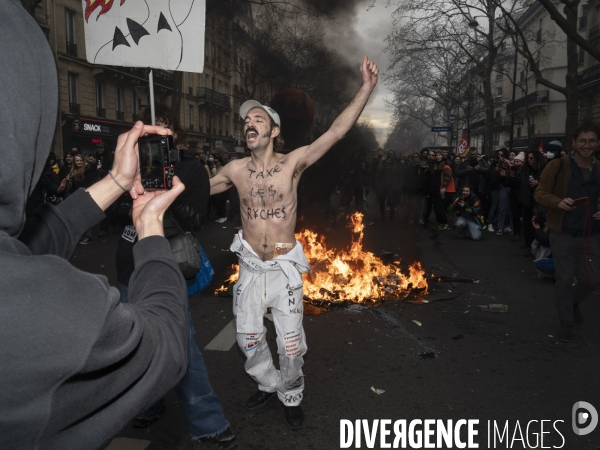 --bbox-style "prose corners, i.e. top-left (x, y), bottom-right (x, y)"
top-left (506, 90), bottom-right (549, 114)
top-left (578, 64), bottom-right (600, 87)
top-left (116, 111), bottom-right (124, 121)
top-left (66, 42), bottom-right (78, 57)
top-left (197, 87), bottom-right (231, 109)
top-left (115, 67), bottom-right (174, 87)
top-left (69, 102), bottom-right (80, 115)
top-left (97, 107), bottom-right (106, 118)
